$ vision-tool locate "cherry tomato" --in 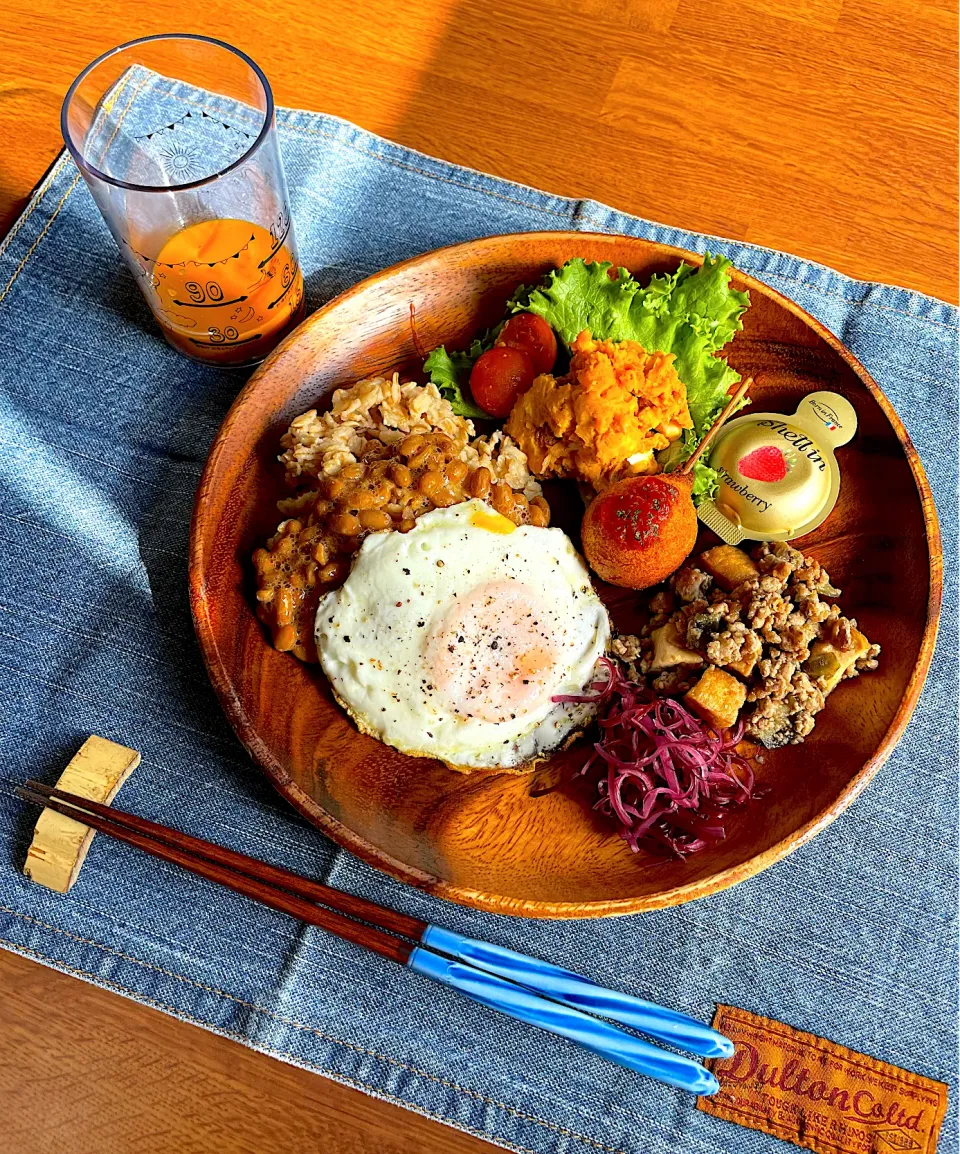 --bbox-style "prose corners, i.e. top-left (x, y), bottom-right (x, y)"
top-left (469, 346), bottom-right (535, 418)
top-left (496, 313), bottom-right (557, 375)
